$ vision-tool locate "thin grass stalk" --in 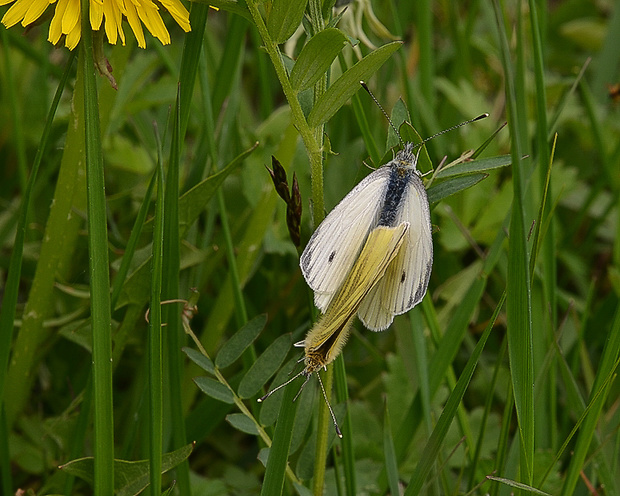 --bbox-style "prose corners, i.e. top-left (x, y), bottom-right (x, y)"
top-left (163, 8), bottom-right (211, 494)
top-left (492, 0), bottom-right (534, 485)
top-left (148, 130), bottom-right (166, 495)
top-left (0, 408), bottom-right (10, 494)
top-left (217, 188), bottom-right (249, 328)
top-left (110, 170), bottom-right (157, 310)
top-left (305, 1), bottom-right (332, 490)
top-left (63, 374), bottom-right (93, 495)
top-left (560, 308), bottom-right (620, 494)
top-left (1, 28), bottom-right (27, 191)
top-left (334, 354), bottom-right (356, 496)
top-left (81, 1), bottom-right (114, 491)
top-left (468, 337), bottom-right (508, 490)
top-left (162, 93), bottom-right (188, 495)
top-left (180, 3), bottom-right (210, 137)
top-left (415, 0), bottom-right (434, 107)
top-left (490, 380), bottom-right (514, 496)
top-left (528, 0), bottom-right (558, 452)
top-left (404, 292), bottom-right (506, 495)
